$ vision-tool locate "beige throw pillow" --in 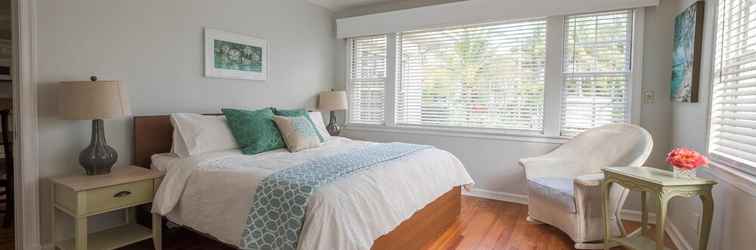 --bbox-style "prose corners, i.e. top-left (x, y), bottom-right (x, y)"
top-left (272, 115), bottom-right (321, 152)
